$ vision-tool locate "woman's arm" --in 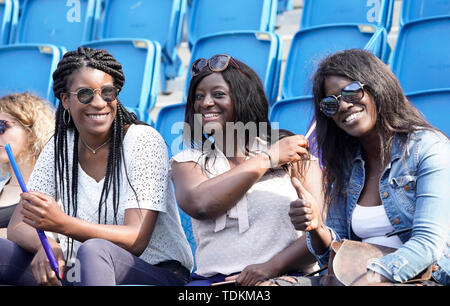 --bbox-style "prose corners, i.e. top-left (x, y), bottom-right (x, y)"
top-left (20, 190), bottom-right (158, 257)
top-left (172, 135), bottom-right (310, 220)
